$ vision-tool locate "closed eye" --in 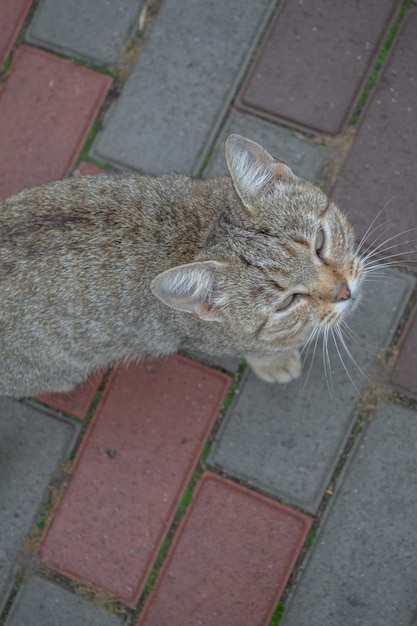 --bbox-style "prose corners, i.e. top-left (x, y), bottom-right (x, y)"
top-left (315, 228), bottom-right (325, 257)
top-left (275, 293), bottom-right (306, 312)
top-left (275, 294), bottom-right (295, 312)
